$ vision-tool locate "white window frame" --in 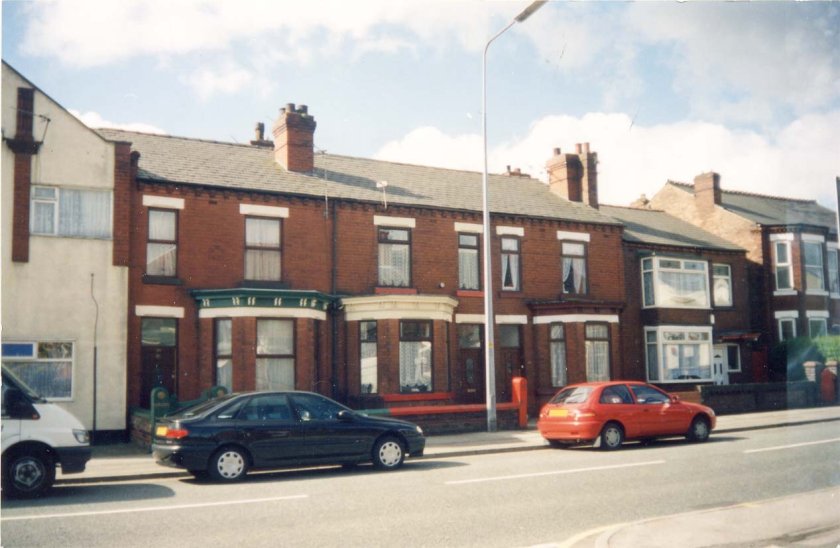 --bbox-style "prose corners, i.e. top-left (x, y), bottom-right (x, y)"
top-left (808, 318), bottom-right (828, 338)
top-left (644, 326), bottom-right (713, 384)
top-left (712, 263), bottom-right (733, 307)
top-left (828, 247), bottom-right (839, 298)
top-left (802, 237), bottom-right (826, 295)
top-left (549, 323), bottom-right (567, 387)
top-left (360, 321), bottom-right (378, 394)
top-left (457, 232), bottom-right (481, 291)
top-left (775, 310), bottom-right (799, 342)
top-left (30, 185), bottom-right (113, 240)
top-left (500, 236), bottom-right (521, 291)
top-left (772, 235), bottom-right (794, 294)
top-left (641, 257), bottom-right (710, 309)
top-left (378, 226), bottom-right (412, 288)
top-left (585, 323), bottom-right (610, 382)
